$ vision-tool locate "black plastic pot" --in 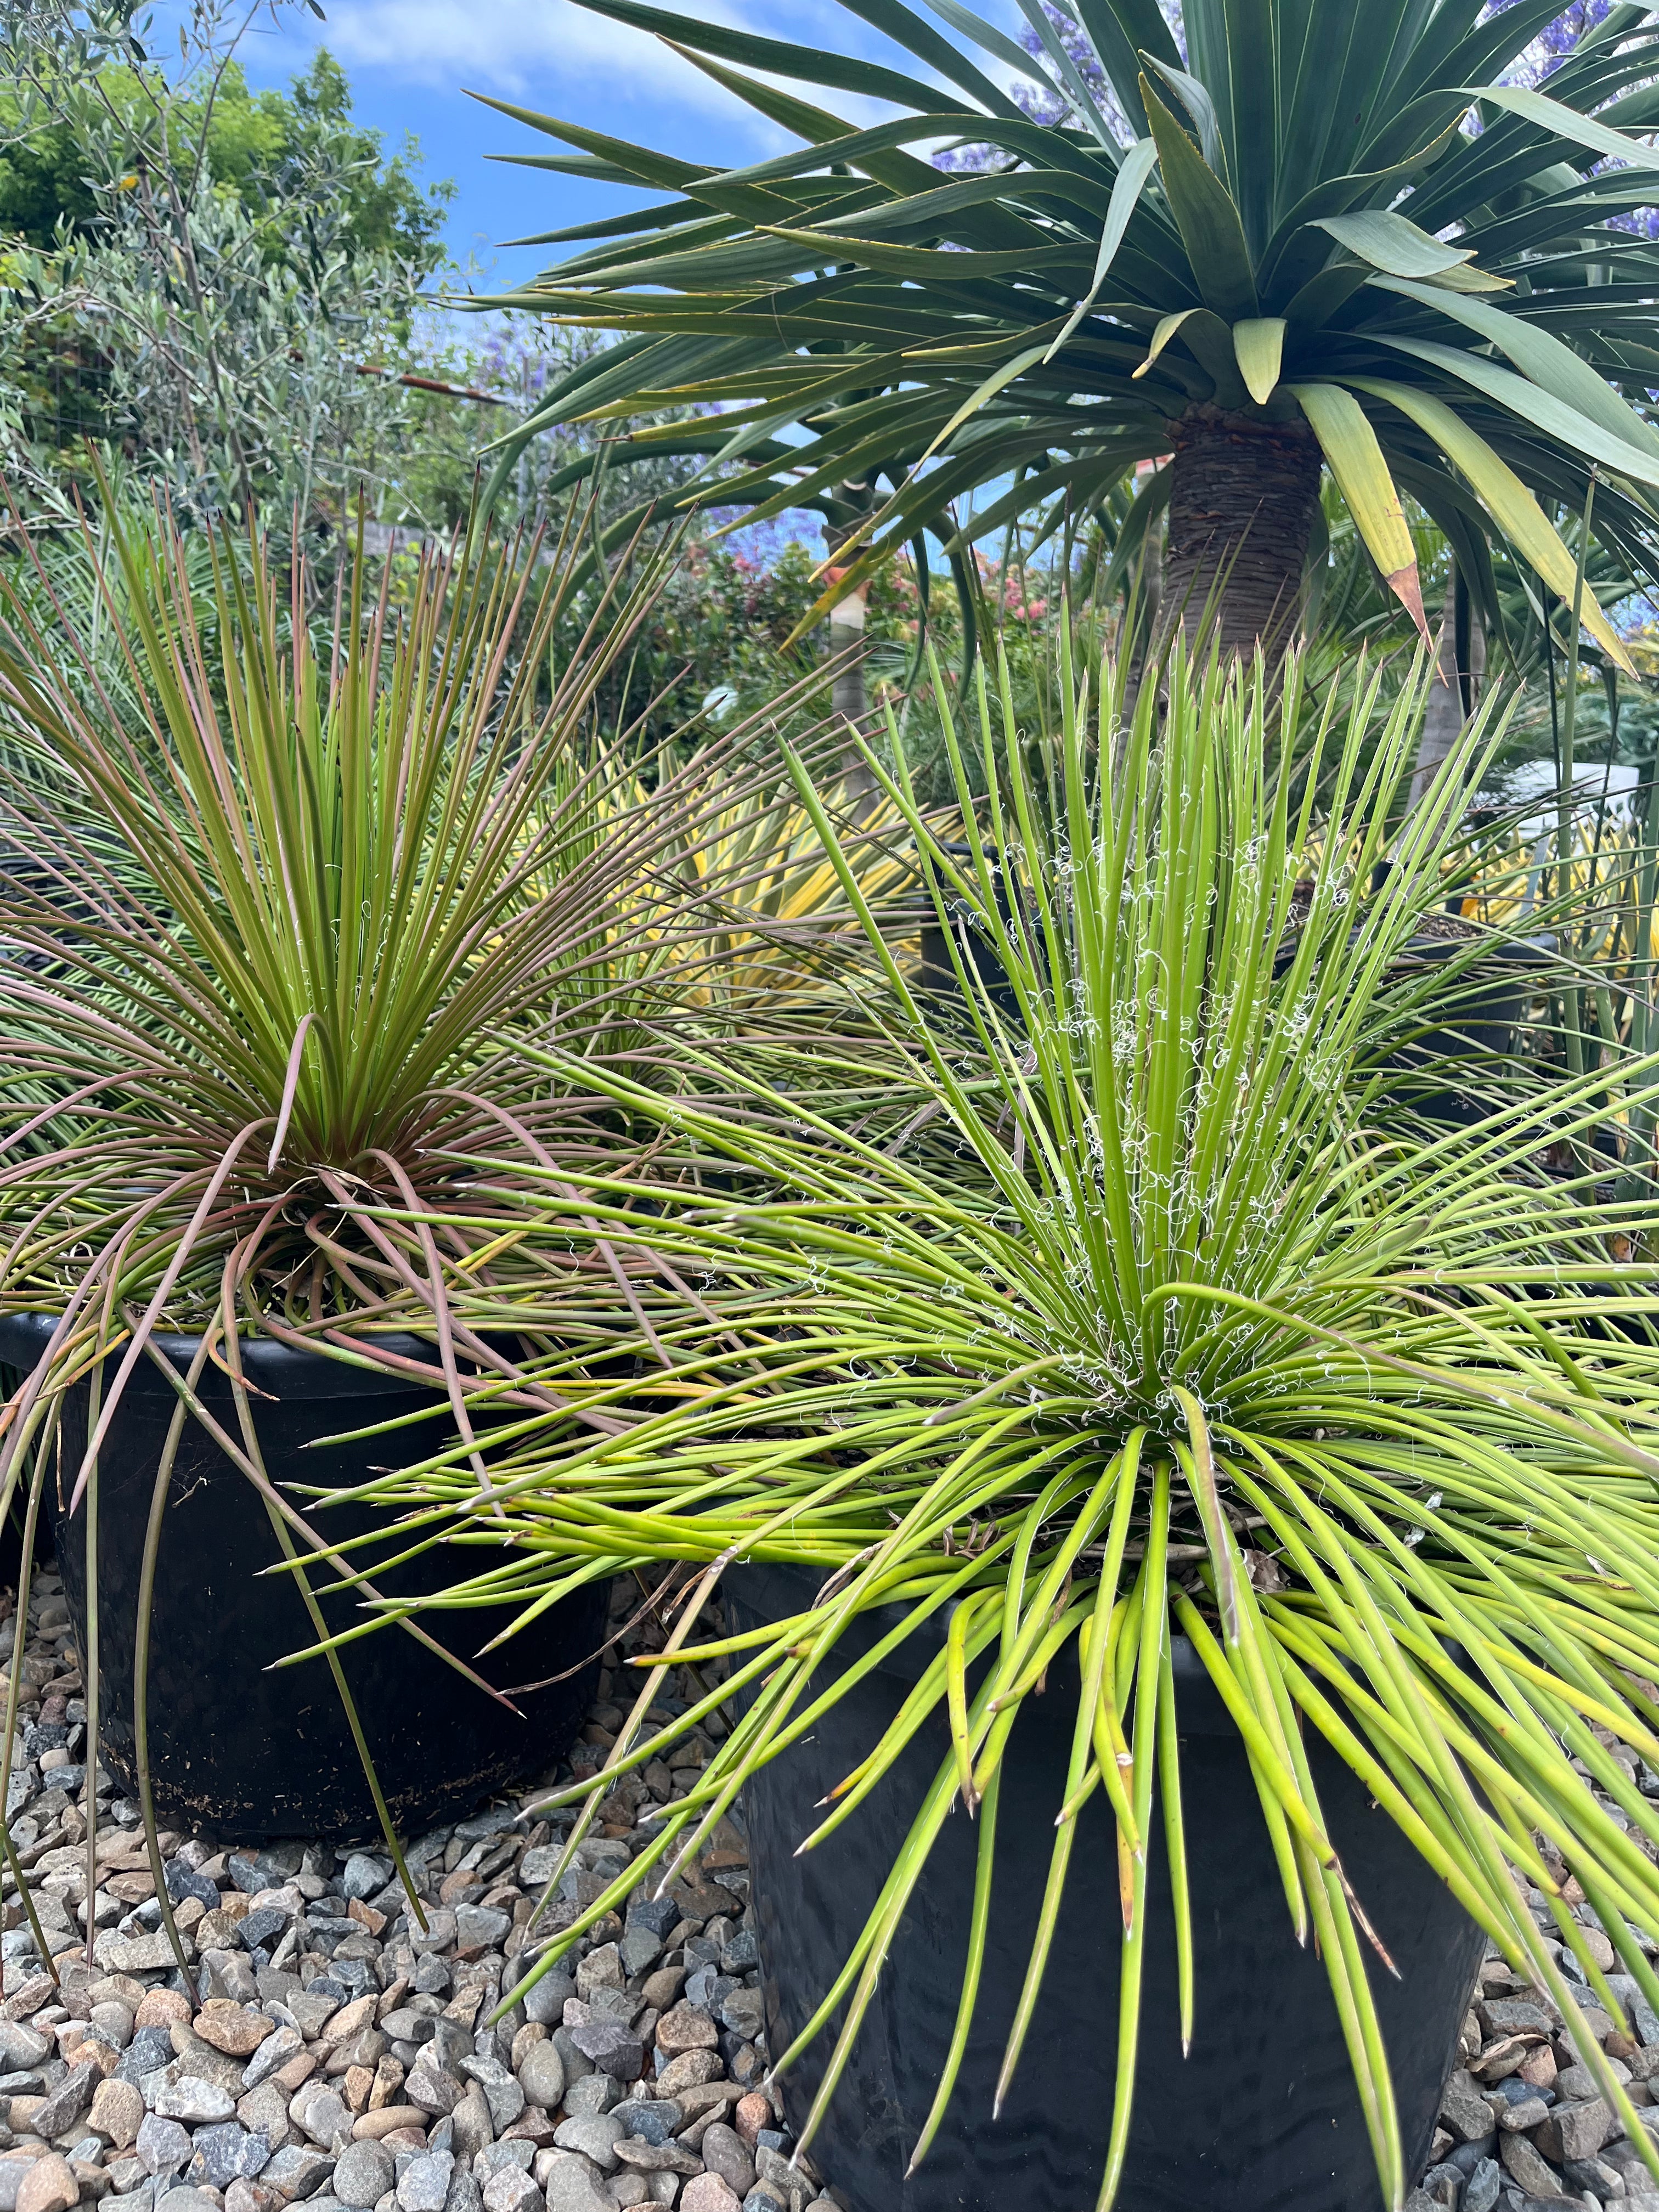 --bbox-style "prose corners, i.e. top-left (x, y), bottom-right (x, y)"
top-left (915, 843), bottom-right (1025, 1020)
top-left (1381, 933), bottom-right (1555, 1128)
top-left (724, 1561), bottom-right (1485, 2212)
top-left (0, 1314), bottom-right (607, 1842)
